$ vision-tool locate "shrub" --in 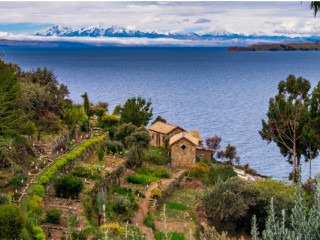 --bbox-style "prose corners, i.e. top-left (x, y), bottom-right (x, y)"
top-left (46, 208), bottom-right (62, 224)
top-left (97, 146), bottom-right (105, 161)
top-left (32, 225), bottom-right (46, 240)
top-left (150, 188), bottom-right (162, 199)
top-left (134, 189), bottom-right (145, 198)
top-left (113, 195), bottom-right (131, 214)
top-left (0, 193), bottom-right (9, 205)
top-left (126, 174), bottom-right (159, 185)
top-left (166, 201), bottom-right (190, 211)
top-left (33, 184), bottom-right (45, 197)
top-left (54, 174), bottom-right (84, 199)
top-left (207, 165), bottom-right (237, 185)
top-left (143, 211), bottom-right (155, 229)
top-left (101, 139), bottom-right (124, 154)
top-left (100, 222), bottom-right (125, 237)
top-left (98, 114), bottom-right (120, 130)
top-left (71, 165), bottom-right (100, 179)
top-left (189, 162), bottom-right (209, 180)
top-left (155, 231), bottom-right (185, 240)
top-left (138, 166), bottom-right (170, 178)
top-left (9, 173), bottom-right (28, 187)
top-left (0, 204), bottom-right (26, 239)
